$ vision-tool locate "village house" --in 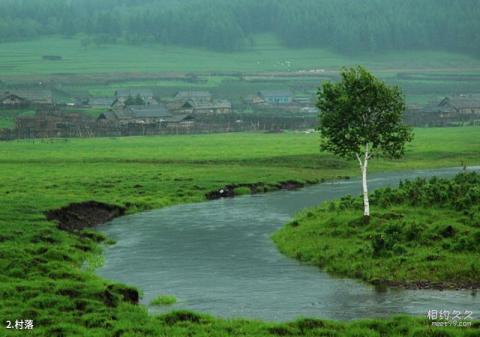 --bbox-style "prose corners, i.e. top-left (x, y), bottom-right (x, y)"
top-left (414, 95), bottom-right (480, 126)
top-left (97, 104), bottom-right (194, 128)
top-left (1, 89), bottom-right (53, 107)
top-left (438, 96), bottom-right (480, 115)
top-left (1, 92), bottom-right (29, 106)
top-left (98, 104), bottom-right (170, 124)
top-left (244, 94), bottom-right (265, 105)
top-left (161, 114), bottom-right (195, 129)
top-left (258, 90), bottom-right (293, 105)
top-left (114, 88), bottom-right (158, 106)
top-left (421, 103), bottom-right (457, 119)
top-left (174, 91), bottom-right (212, 103)
top-left (179, 99), bottom-right (232, 115)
